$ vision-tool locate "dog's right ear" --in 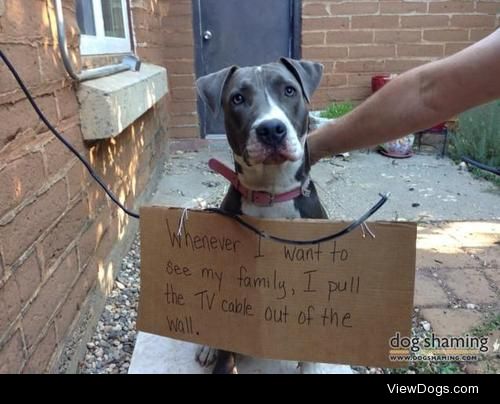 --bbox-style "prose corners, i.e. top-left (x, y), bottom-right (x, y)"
top-left (196, 66), bottom-right (238, 116)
